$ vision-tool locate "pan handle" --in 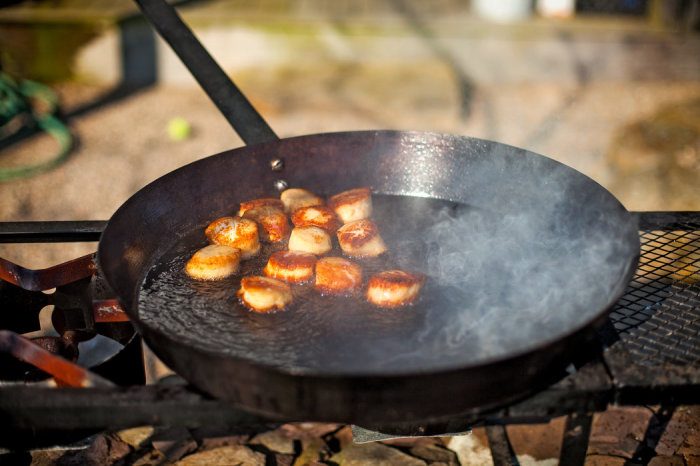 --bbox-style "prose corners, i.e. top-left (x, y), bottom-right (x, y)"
top-left (134, 0), bottom-right (279, 146)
